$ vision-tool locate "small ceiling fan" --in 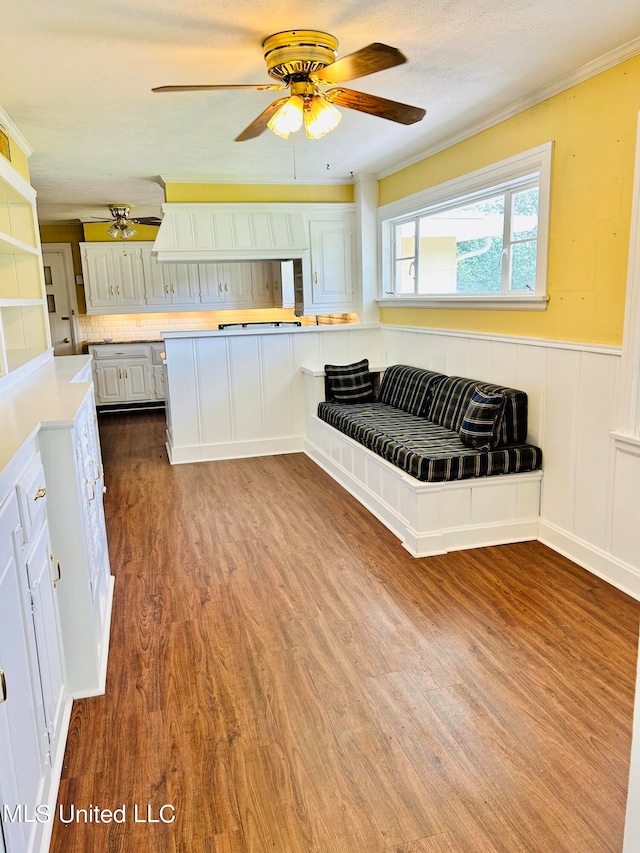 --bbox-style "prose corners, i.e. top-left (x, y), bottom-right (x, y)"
top-left (152, 30), bottom-right (426, 141)
top-left (92, 205), bottom-right (162, 240)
